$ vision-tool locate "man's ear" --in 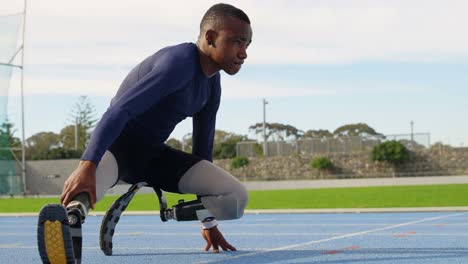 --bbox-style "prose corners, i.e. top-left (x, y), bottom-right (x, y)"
top-left (205, 29), bottom-right (217, 47)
